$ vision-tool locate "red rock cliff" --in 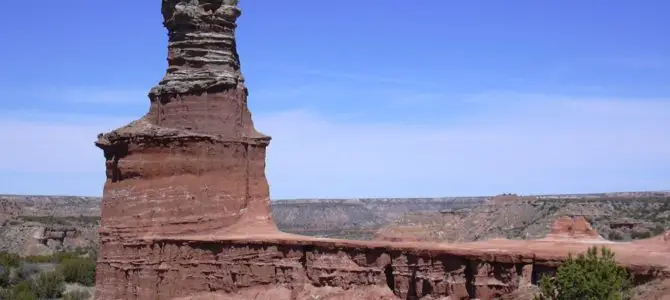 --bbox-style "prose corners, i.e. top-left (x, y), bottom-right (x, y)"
top-left (95, 0), bottom-right (275, 241)
top-left (93, 1), bottom-right (670, 299)
top-left (544, 216), bottom-right (603, 240)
